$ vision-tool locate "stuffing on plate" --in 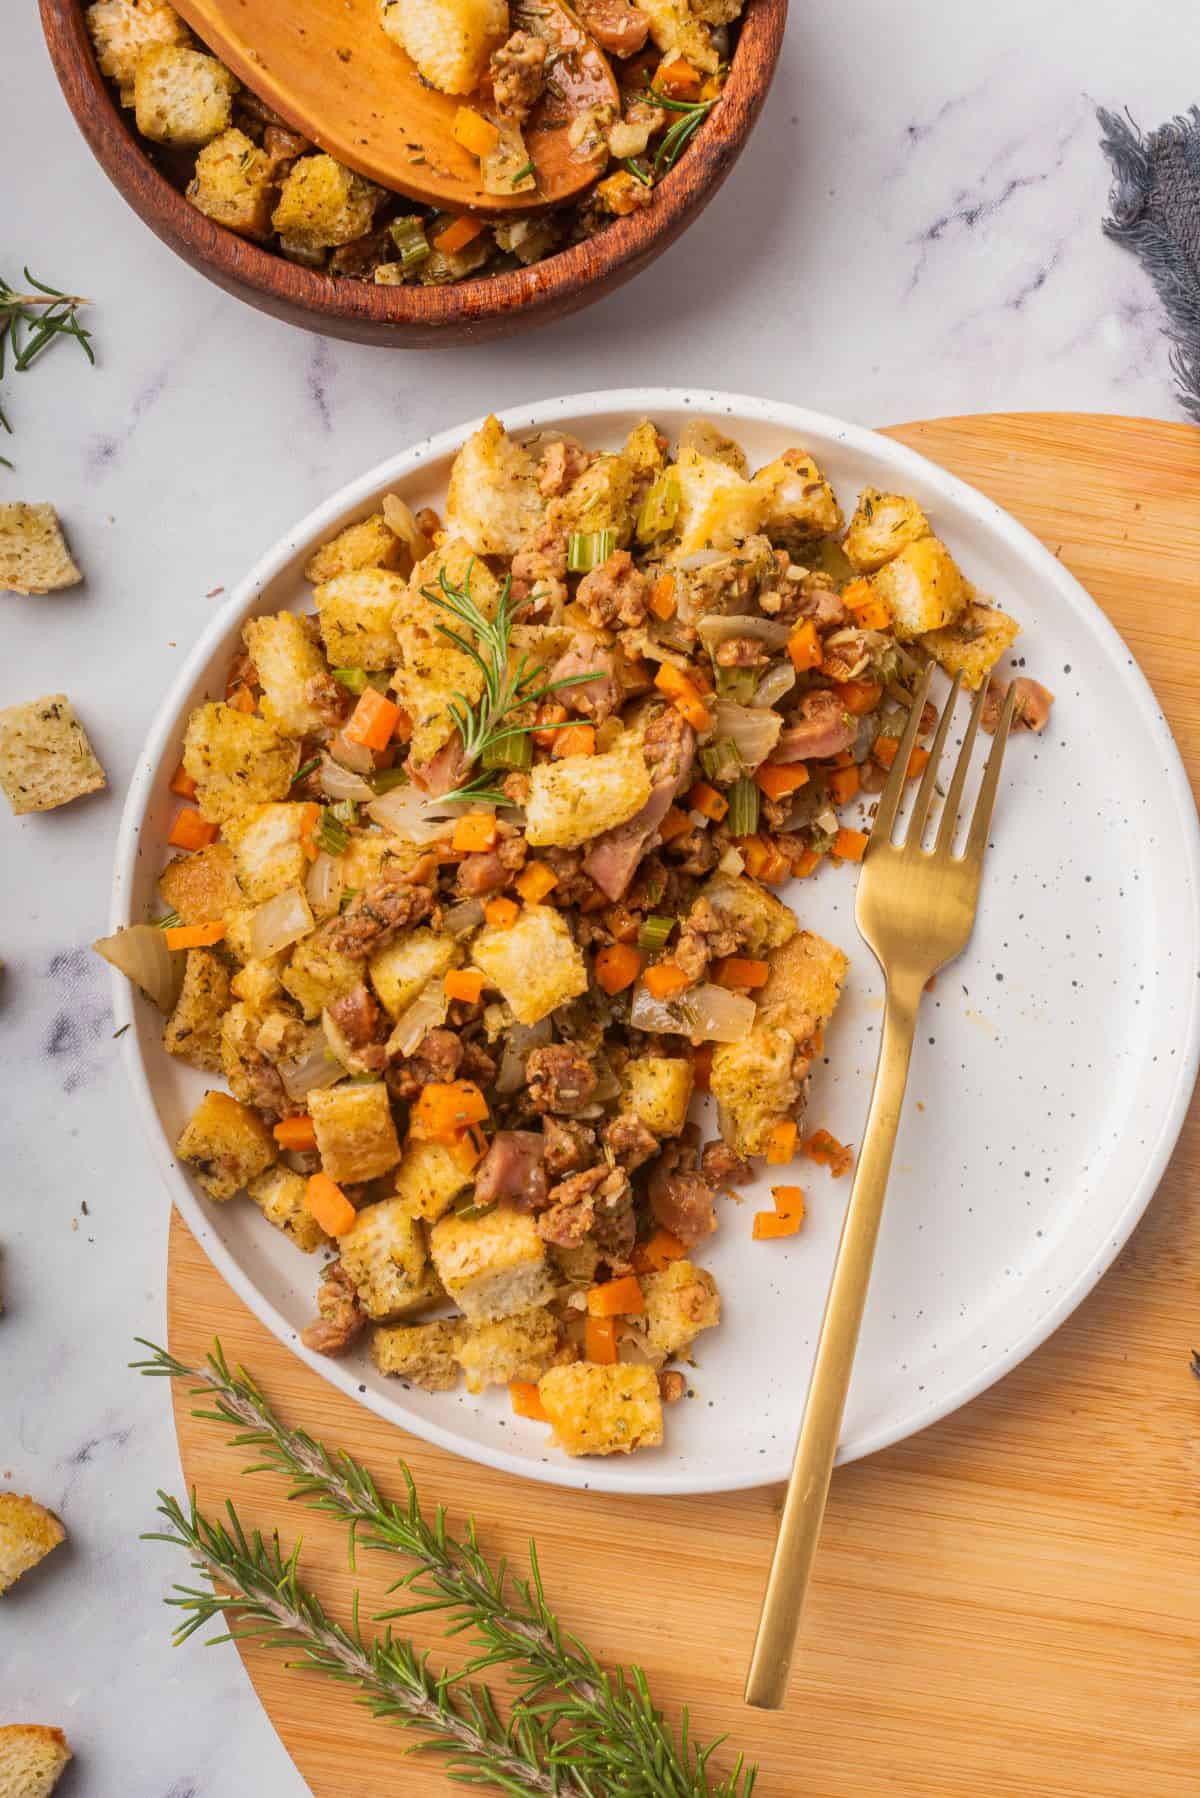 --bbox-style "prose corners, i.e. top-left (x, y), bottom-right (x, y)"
top-left (85, 0), bottom-right (740, 288)
top-left (96, 416), bottom-right (1051, 1457)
